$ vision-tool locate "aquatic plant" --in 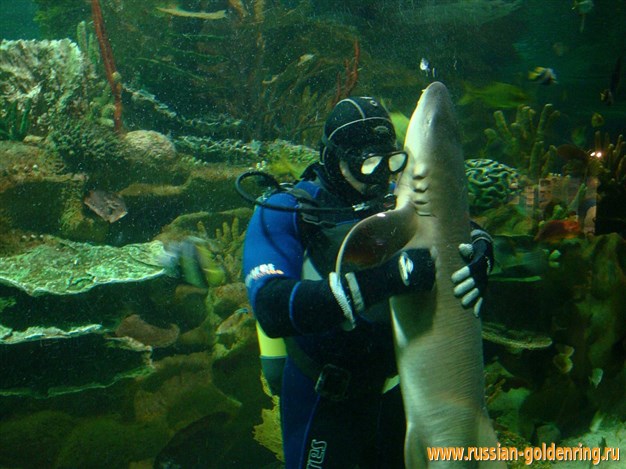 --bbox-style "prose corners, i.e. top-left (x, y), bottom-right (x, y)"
top-left (0, 100), bottom-right (31, 141)
top-left (34, 0), bottom-right (90, 39)
top-left (483, 104), bottom-right (560, 181)
top-left (91, 1), bottom-right (360, 145)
